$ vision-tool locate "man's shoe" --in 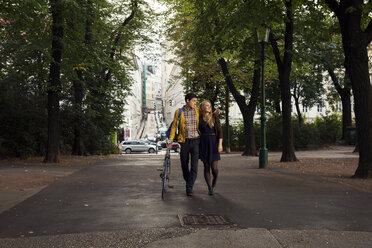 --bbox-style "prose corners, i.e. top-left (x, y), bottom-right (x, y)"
top-left (186, 191), bottom-right (193, 196)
